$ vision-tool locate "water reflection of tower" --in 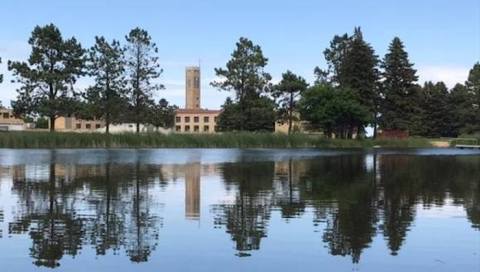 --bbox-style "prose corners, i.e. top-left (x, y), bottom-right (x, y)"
top-left (185, 163), bottom-right (201, 220)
